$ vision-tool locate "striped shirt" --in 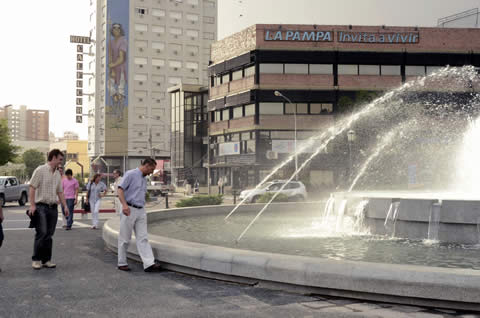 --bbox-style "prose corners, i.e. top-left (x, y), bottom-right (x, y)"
top-left (29, 164), bottom-right (63, 204)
